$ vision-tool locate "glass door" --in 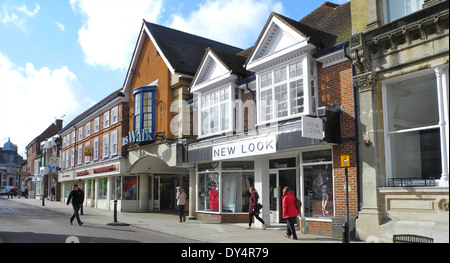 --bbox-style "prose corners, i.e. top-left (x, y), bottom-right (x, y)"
top-left (269, 169), bottom-right (297, 223)
top-left (153, 176), bottom-right (160, 211)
